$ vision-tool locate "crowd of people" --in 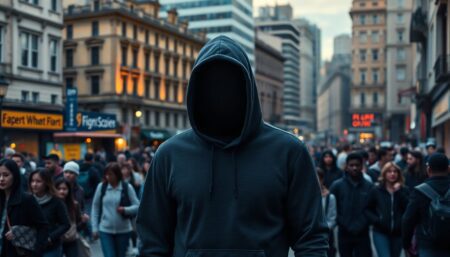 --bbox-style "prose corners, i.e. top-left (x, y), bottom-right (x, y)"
top-left (0, 142), bottom-right (448, 257)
